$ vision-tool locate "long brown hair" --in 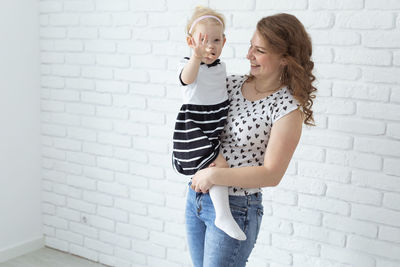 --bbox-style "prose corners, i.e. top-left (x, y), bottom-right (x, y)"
top-left (251, 13), bottom-right (317, 126)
